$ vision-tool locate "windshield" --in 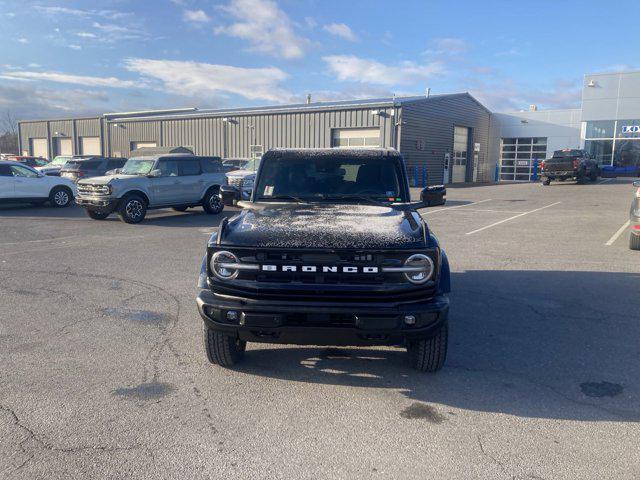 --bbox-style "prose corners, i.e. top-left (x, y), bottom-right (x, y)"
top-left (238, 158), bottom-right (260, 171)
top-left (254, 155), bottom-right (404, 203)
top-left (121, 158), bottom-right (155, 175)
top-left (553, 150), bottom-right (584, 158)
top-left (51, 156), bottom-right (72, 166)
